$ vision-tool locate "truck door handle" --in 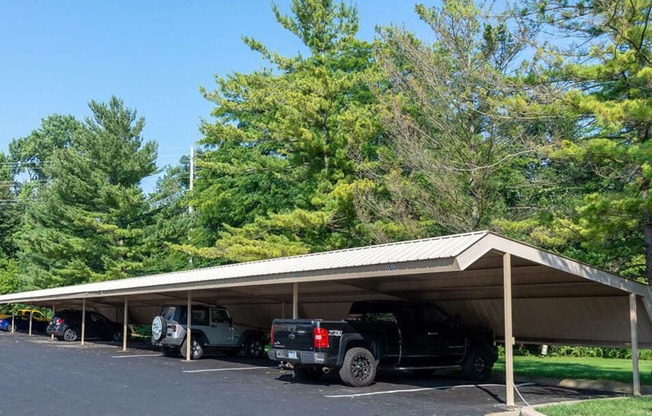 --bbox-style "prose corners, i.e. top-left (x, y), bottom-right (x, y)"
top-left (427, 332), bottom-right (438, 336)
